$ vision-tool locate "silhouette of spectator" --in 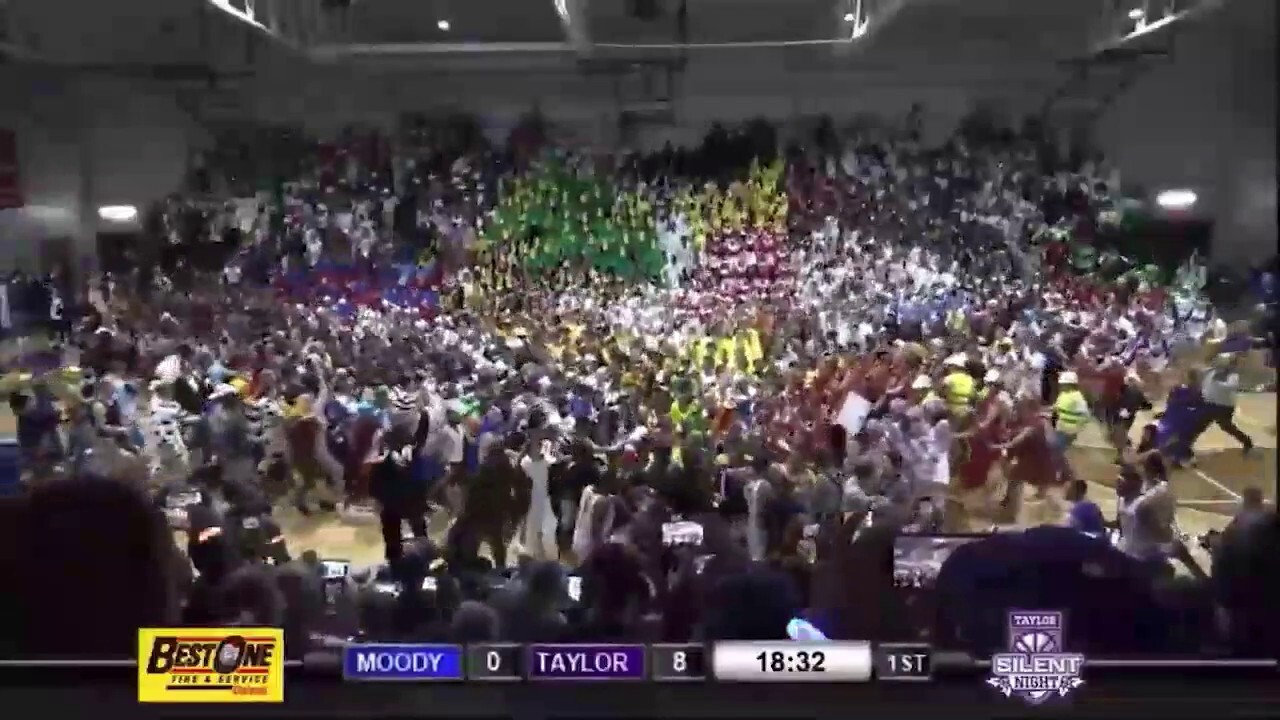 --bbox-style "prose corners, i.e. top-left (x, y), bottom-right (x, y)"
top-left (12, 475), bottom-right (182, 658)
top-left (1212, 508), bottom-right (1280, 657)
